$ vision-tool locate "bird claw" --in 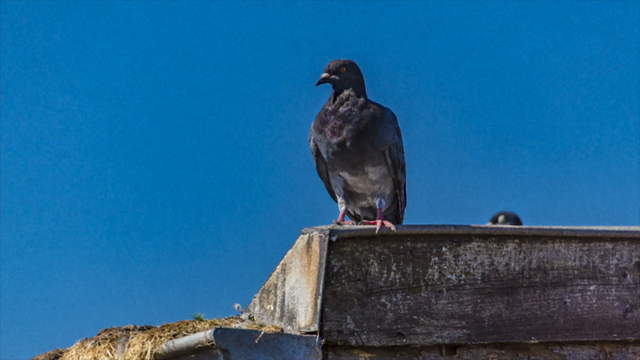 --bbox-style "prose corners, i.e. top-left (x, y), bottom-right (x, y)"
top-left (361, 220), bottom-right (397, 233)
top-left (377, 220), bottom-right (397, 233)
